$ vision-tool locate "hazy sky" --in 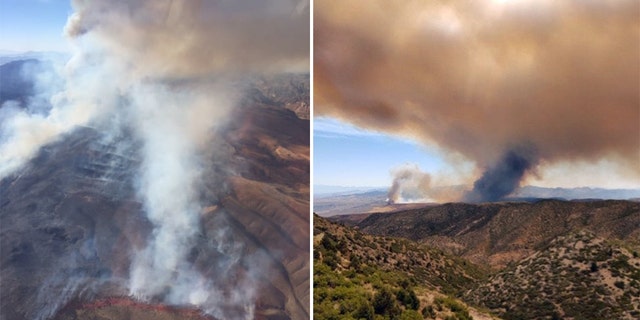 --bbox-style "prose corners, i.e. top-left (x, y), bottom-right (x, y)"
top-left (0, 0), bottom-right (72, 52)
